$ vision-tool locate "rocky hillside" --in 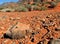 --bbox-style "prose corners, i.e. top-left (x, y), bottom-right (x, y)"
top-left (0, 0), bottom-right (59, 12)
